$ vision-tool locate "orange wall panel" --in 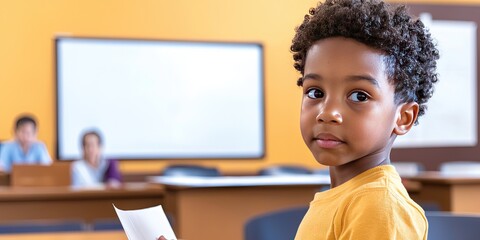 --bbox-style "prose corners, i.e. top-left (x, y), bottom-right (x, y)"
top-left (0, 0), bottom-right (477, 173)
